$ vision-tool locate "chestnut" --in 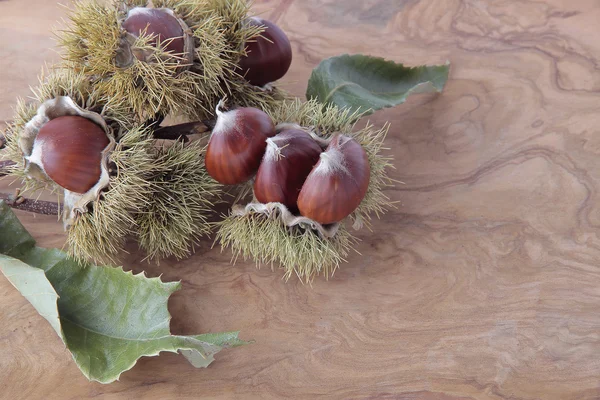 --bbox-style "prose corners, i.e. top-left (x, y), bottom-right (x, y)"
top-left (122, 7), bottom-right (187, 57)
top-left (30, 115), bottom-right (110, 194)
top-left (238, 17), bottom-right (292, 87)
top-left (297, 135), bottom-right (370, 224)
top-left (253, 128), bottom-right (322, 212)
top-left (205, 104), bottom-right (276, 185)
